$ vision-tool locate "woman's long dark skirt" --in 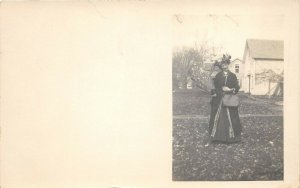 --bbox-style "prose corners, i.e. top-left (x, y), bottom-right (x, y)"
top-left (208, 96), bottom-right (242, 143)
